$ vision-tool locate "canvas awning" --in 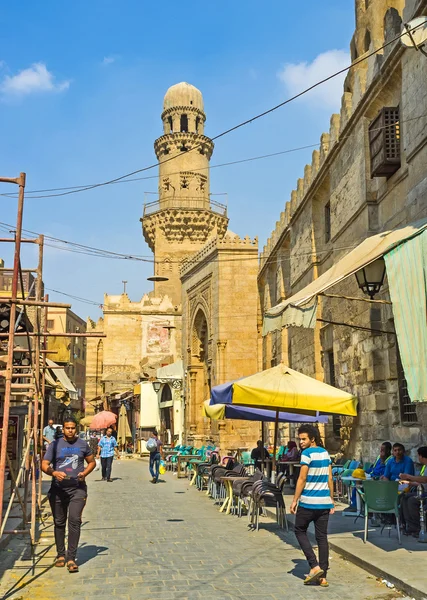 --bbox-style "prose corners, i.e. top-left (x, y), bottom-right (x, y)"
top-left (46, 358), bottom-right (78, 400)
top-left (156, 360), bottom-right (183, 380)
top-left (263, 217), bottom-right (427, 334)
